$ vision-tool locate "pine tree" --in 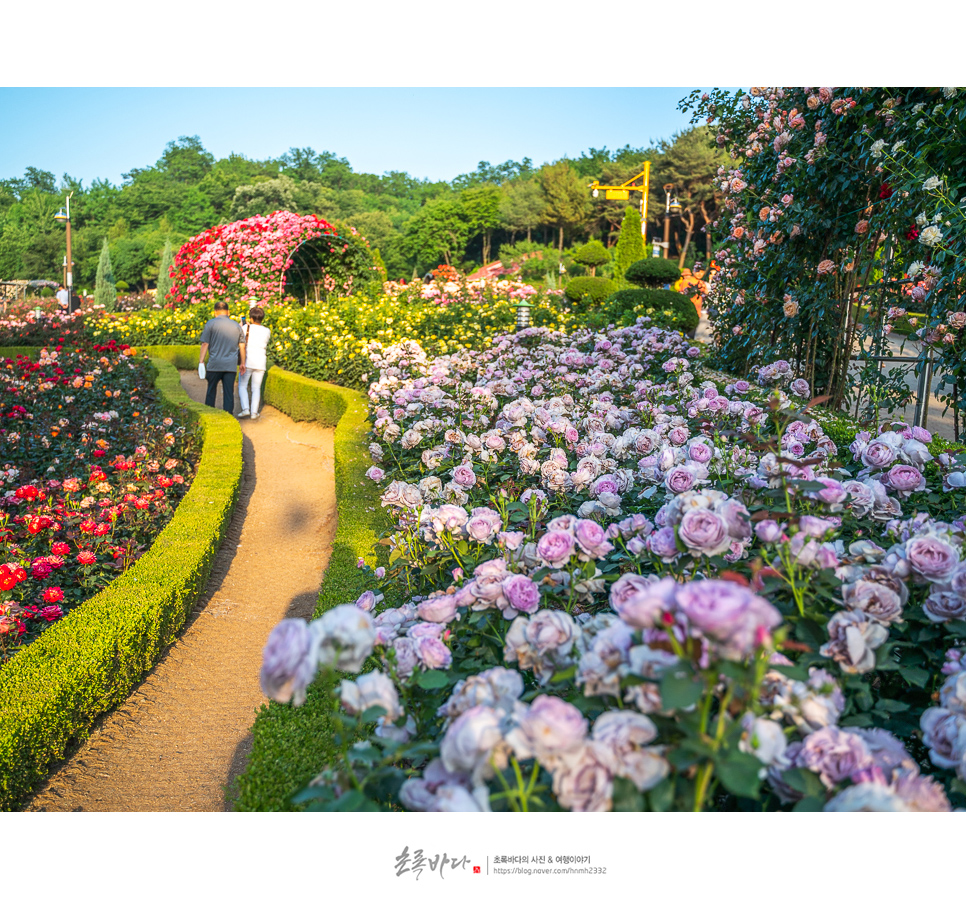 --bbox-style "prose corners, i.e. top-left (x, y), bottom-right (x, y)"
top-left (612, 207), bottom-right (646, 284)
top-left (155, 240), bottom-right (173, 305)
top-left (94, 238), bottom-right (117, 310)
